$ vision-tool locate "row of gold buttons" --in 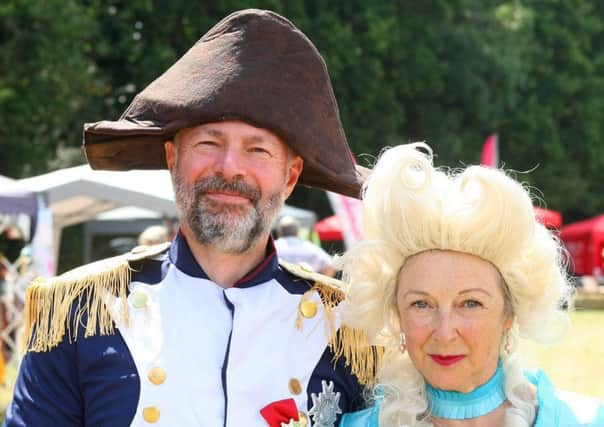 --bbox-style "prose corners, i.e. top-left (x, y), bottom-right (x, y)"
top-left (137, 288), bottom-right (318, 423)
top-left (142, 366), bottom-right (166, 423)
top-left (294, 297), bottom-right (316, 425)
top-left (129, 288), bottom-right (162, 423)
